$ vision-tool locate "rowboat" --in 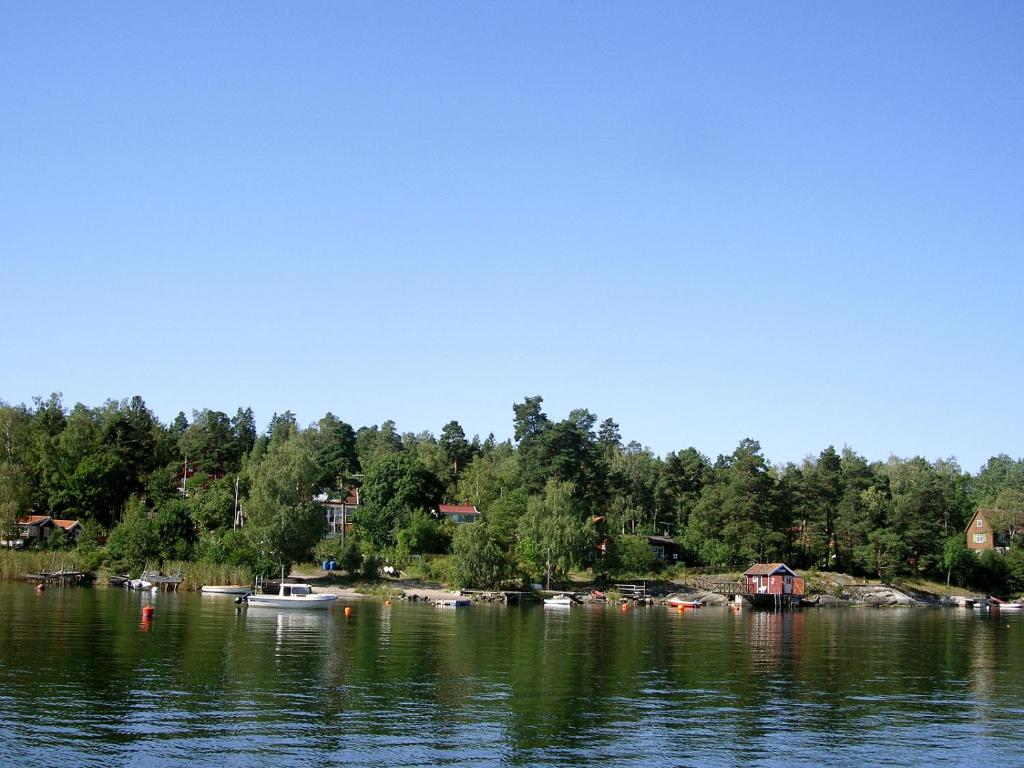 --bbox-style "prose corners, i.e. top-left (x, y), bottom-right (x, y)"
top-left (201, 585), bottom-right (252, 595)
top-left (667, 598), bottom-right (703, 609)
